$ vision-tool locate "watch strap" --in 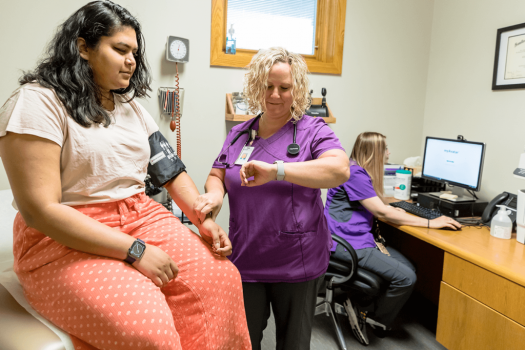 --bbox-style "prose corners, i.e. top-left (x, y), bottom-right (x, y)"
top-left (274, 160), bottom-right (285, 181)
top-left (124, 255), bottom-right (136, 265)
